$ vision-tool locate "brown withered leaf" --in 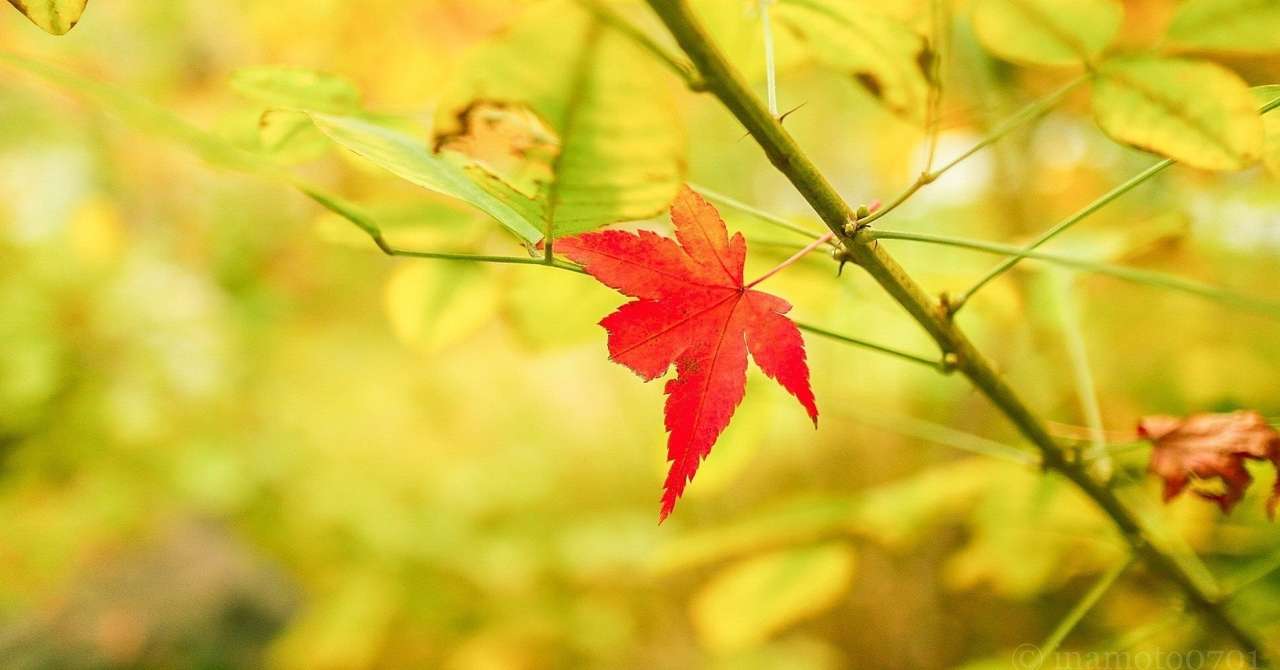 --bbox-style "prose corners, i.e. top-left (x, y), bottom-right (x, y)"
top-left (434, 100), bottom-right (558, 198)
top-left (1141, 411), bottom-right (1280, 516)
